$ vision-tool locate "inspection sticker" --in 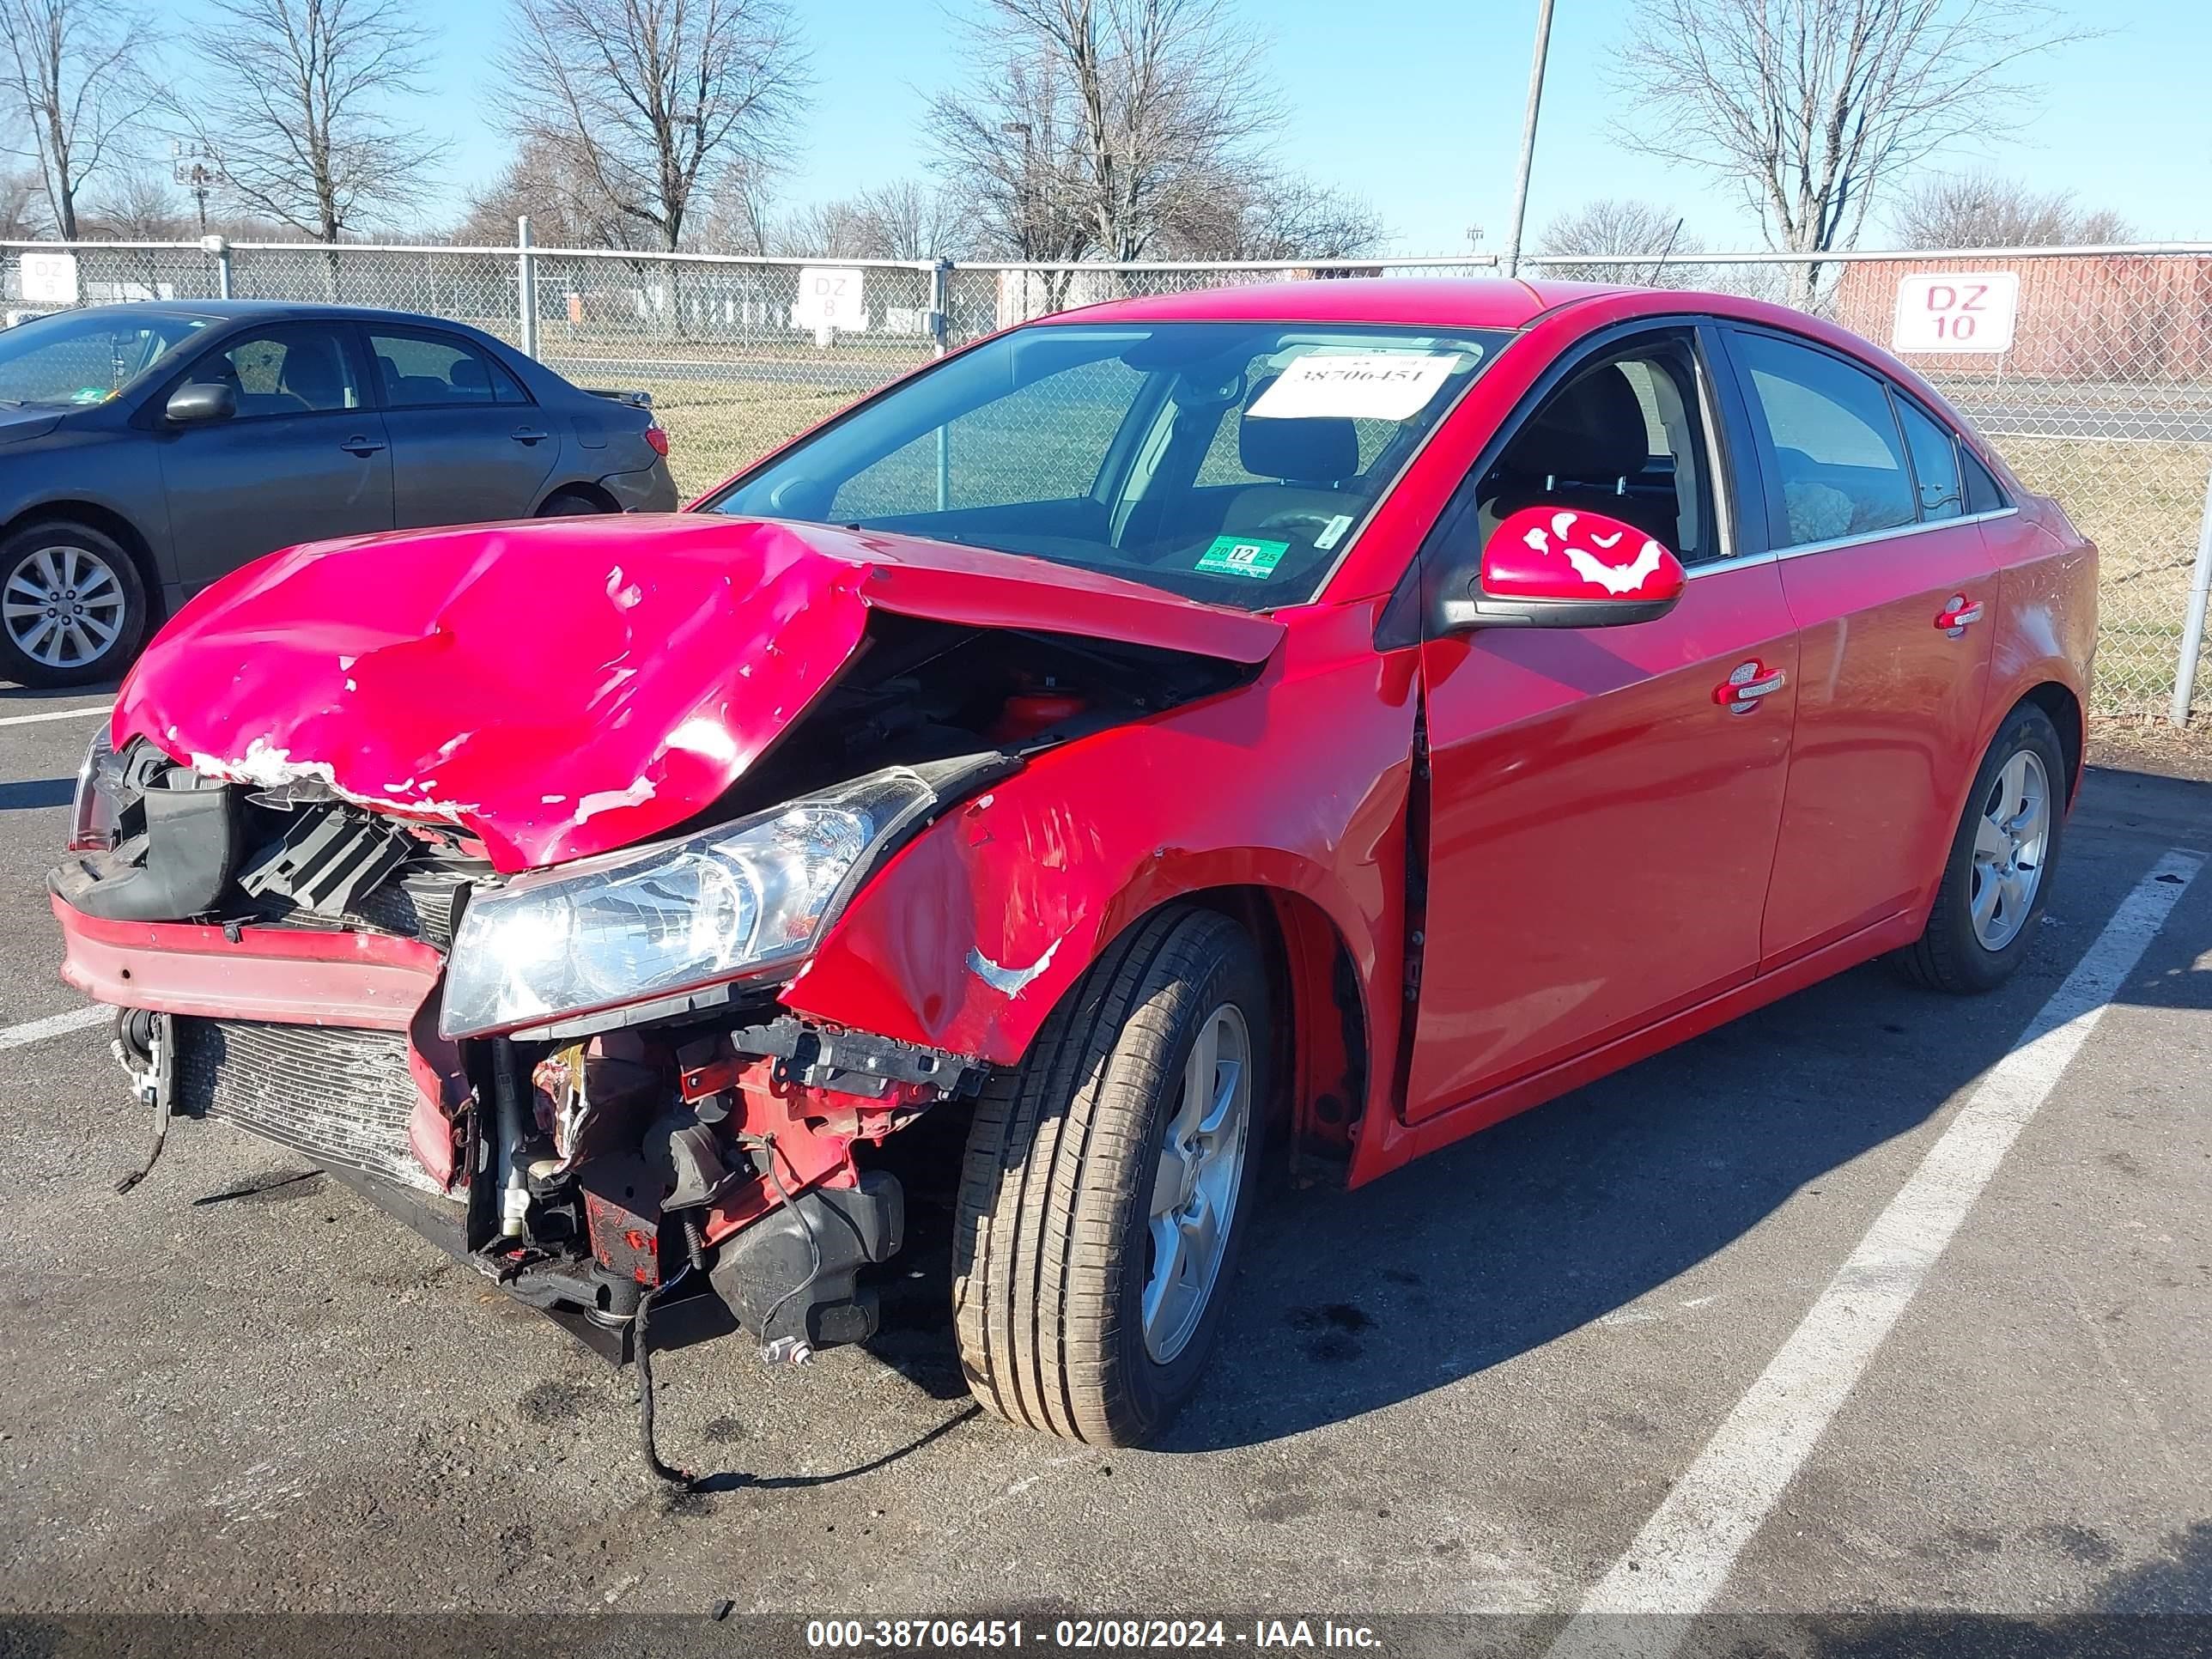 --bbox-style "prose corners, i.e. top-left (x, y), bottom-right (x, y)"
top-left (1248, 350), bottom-right (1459, 422)
top-left (1195, 536), bottom-right (1290, 580)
